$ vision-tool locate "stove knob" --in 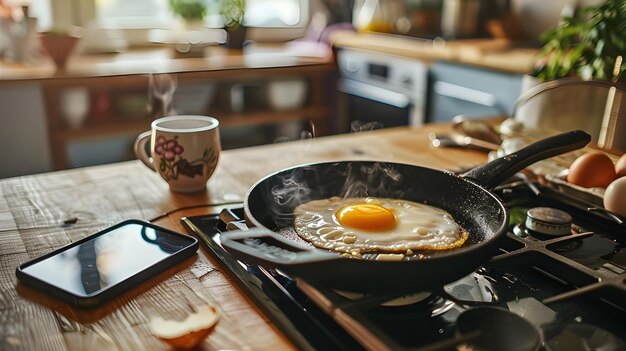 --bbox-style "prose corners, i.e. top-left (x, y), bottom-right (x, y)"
top-left (525, 207), bottom-right (573, 236)
top-left (345, 61), bottom-right (359, 73)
